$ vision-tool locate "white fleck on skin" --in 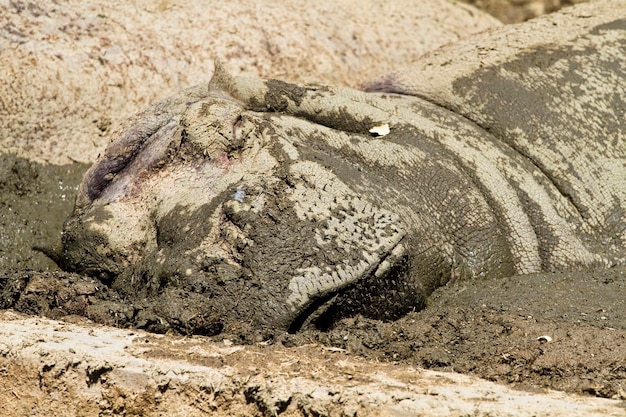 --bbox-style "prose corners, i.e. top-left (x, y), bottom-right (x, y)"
top-left (369, 123), bottom-right (390, 137)
top-left (233, 189), bottom-right (246, 203)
